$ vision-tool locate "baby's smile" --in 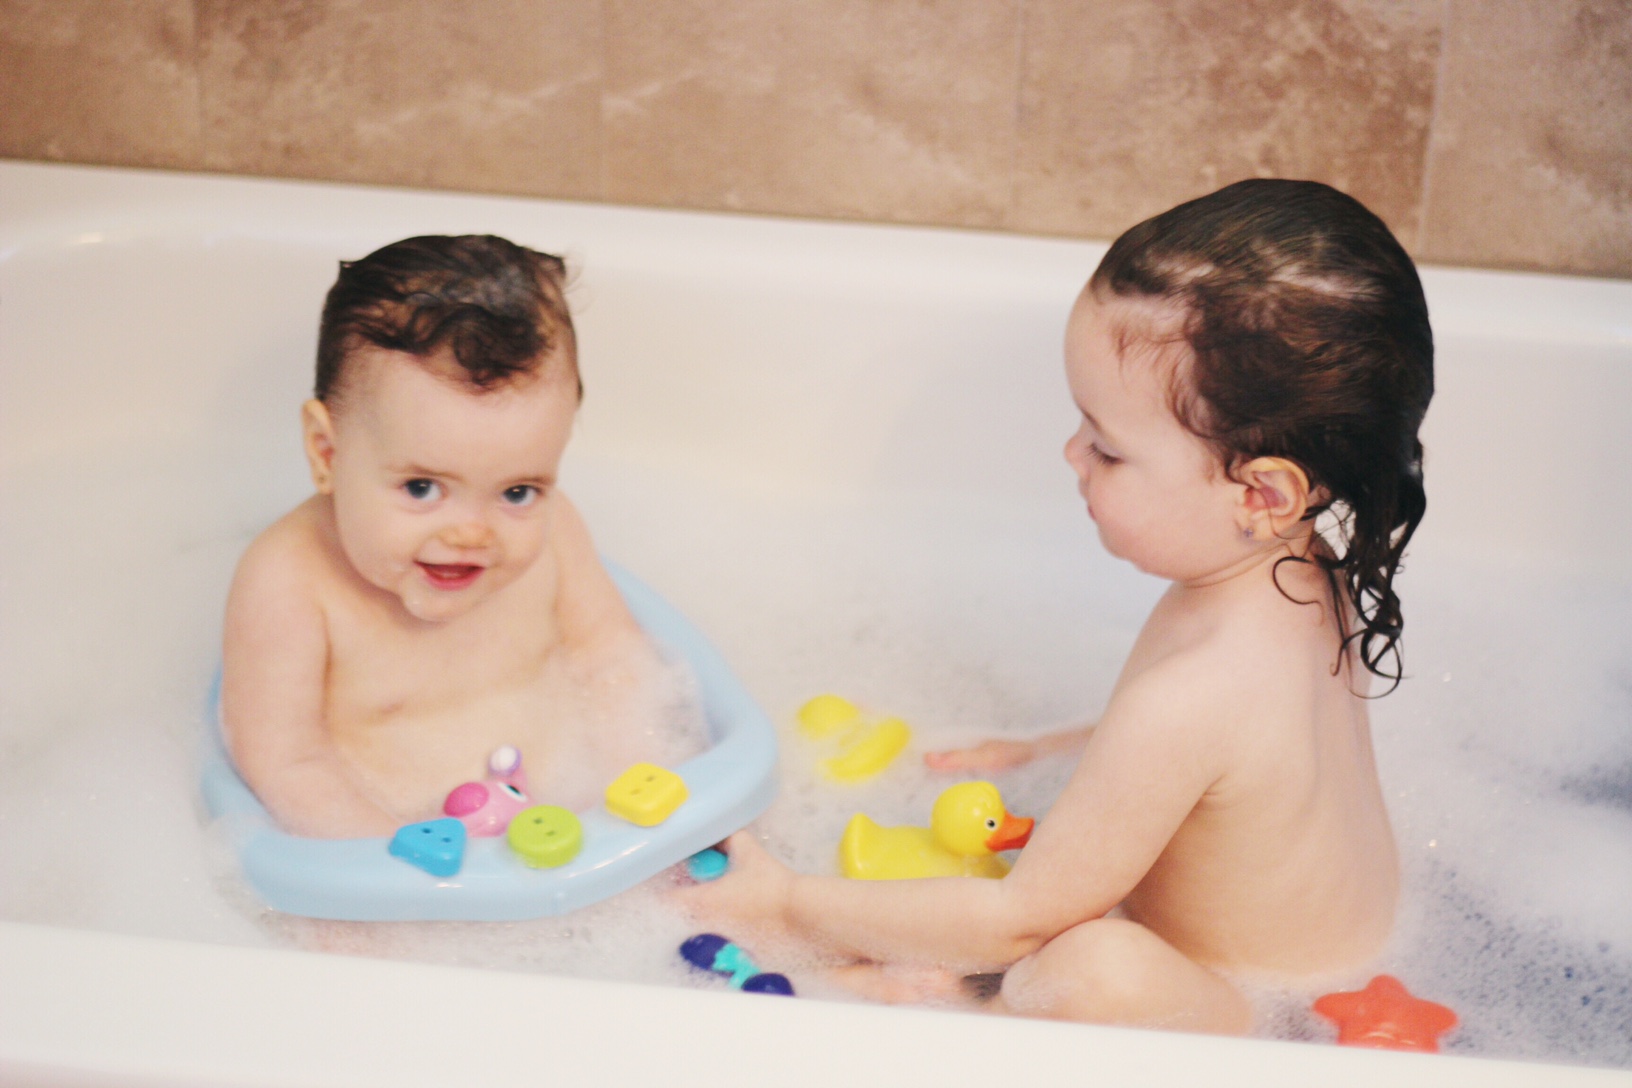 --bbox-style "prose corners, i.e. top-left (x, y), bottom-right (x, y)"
top-left (417, 561), bottom-right (484, 590)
